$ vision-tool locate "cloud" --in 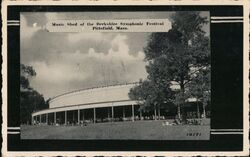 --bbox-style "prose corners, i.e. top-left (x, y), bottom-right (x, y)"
top-left (68, 33), bottom-right (106, 43)
top-left (21, 11), bottom-right (210, 99)
top-left (27, 33), bottom-right (148, 99)
top-left (44, 12), bottom-right (59, 21)
top-left (20, 15), bottom-right (42, 40)
top-left (87, 34), bottom-right (145, 61)
top-left (22, 12), bottom-right (166, 99)
top-left (31, 60), bottom-right (91, 83)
